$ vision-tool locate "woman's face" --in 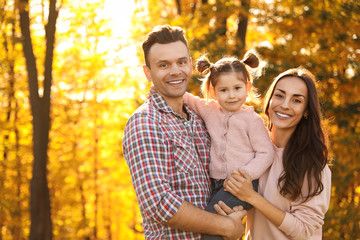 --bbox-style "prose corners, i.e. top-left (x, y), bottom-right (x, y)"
top-left (268, 76), bottom-right (308, 134)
